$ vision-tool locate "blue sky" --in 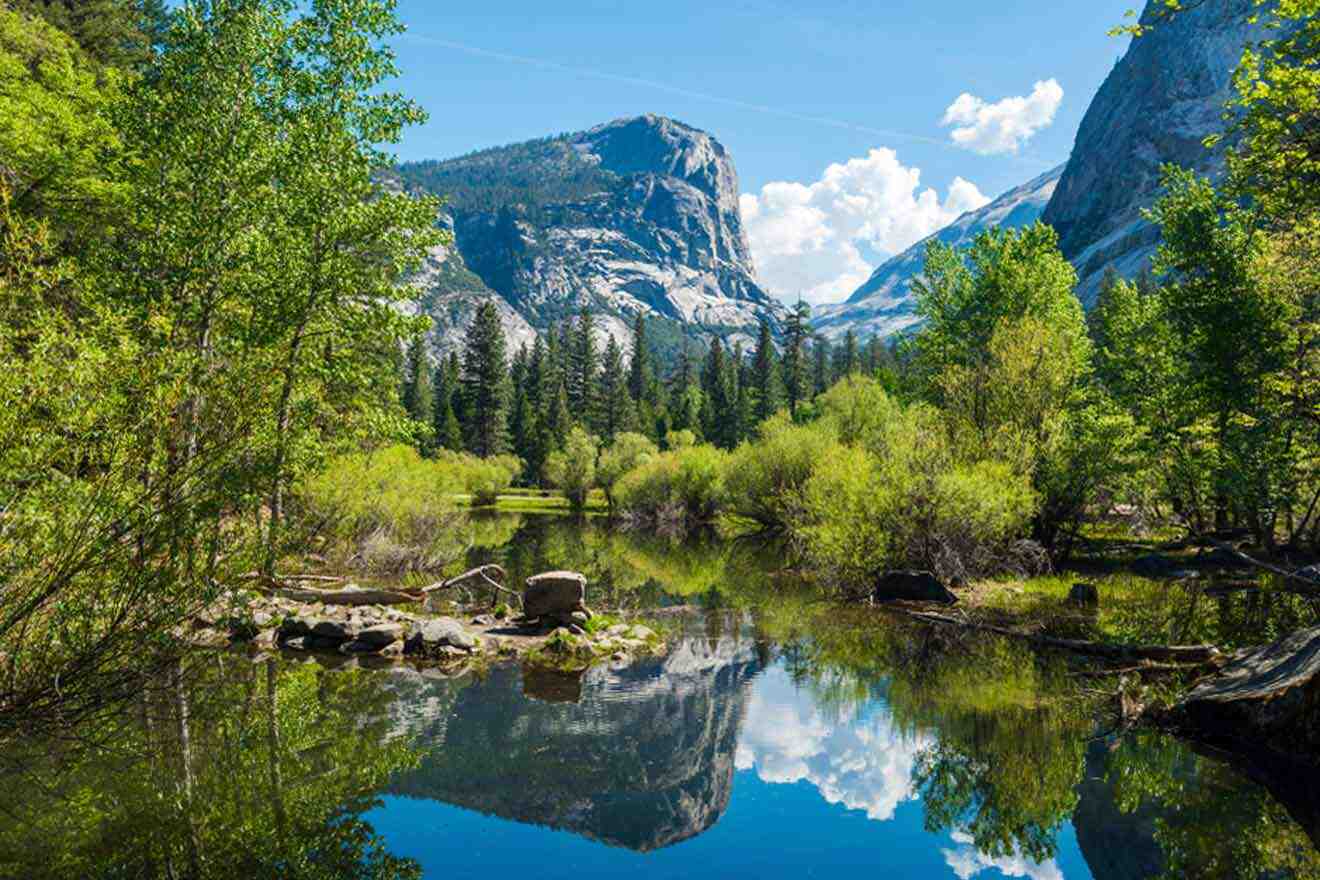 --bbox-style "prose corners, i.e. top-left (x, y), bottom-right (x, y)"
top-left (387, 0), bottom-right (1135, 304)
